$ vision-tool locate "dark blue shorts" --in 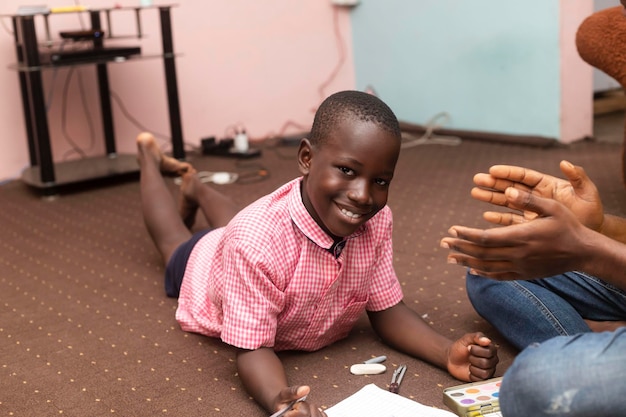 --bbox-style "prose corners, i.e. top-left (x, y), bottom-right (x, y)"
top-left (164, 229), bottom-right (212, 298)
